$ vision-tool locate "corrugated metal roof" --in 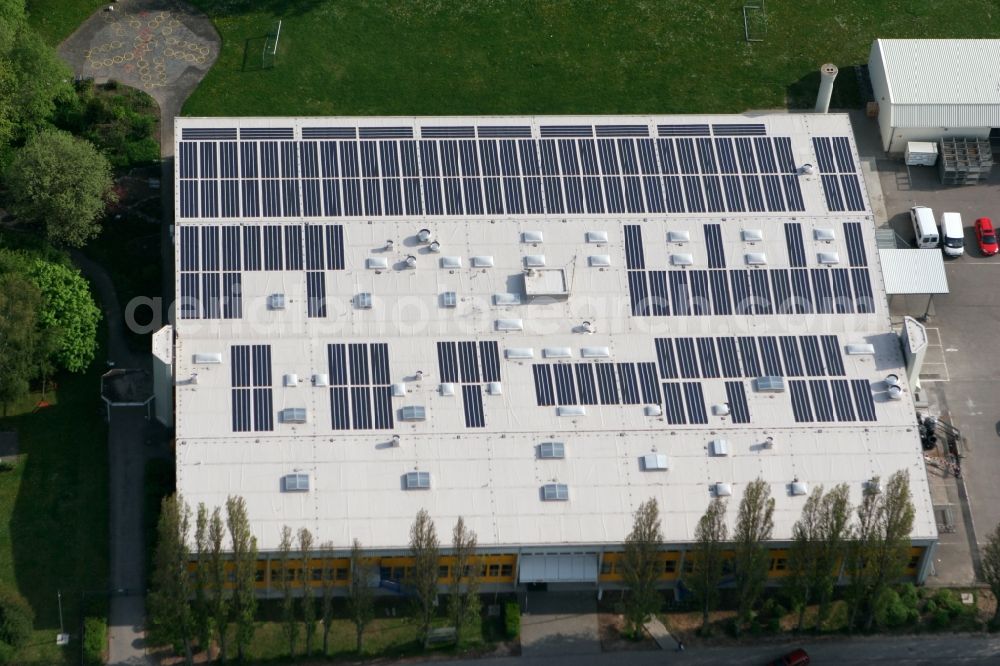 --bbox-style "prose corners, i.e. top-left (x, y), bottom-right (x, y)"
top-left (878, 249), bottom-right (950, 295)
top-left (875, 39), bottom-right (1000, 105)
